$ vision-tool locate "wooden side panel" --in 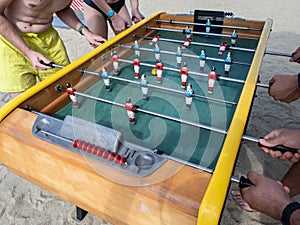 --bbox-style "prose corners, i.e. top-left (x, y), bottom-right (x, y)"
top-left (0, 109), bottom-right (211, 225)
